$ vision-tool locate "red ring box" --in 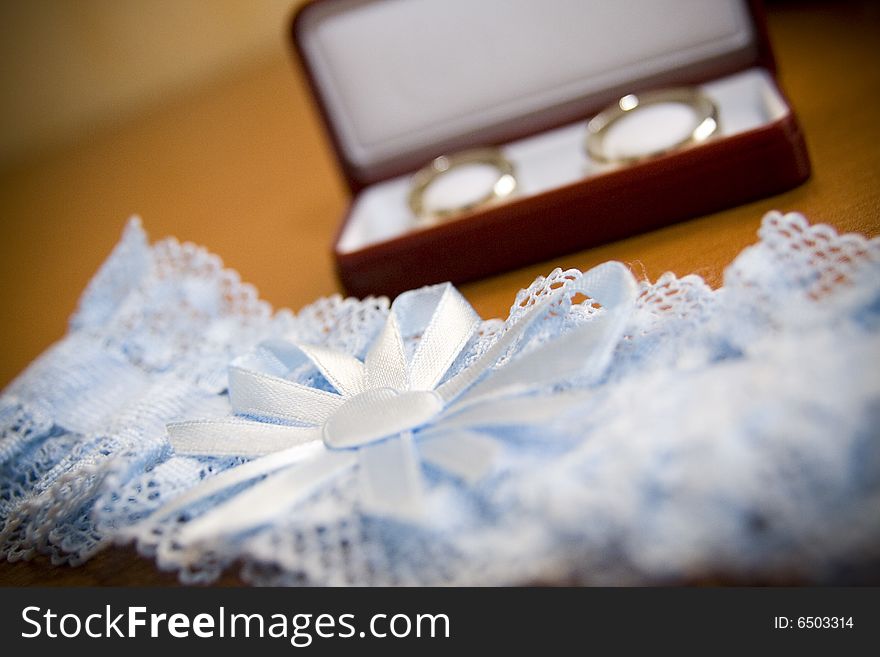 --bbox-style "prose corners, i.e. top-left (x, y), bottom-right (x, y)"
top-left (290, 0), bottom-right (810, 298)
